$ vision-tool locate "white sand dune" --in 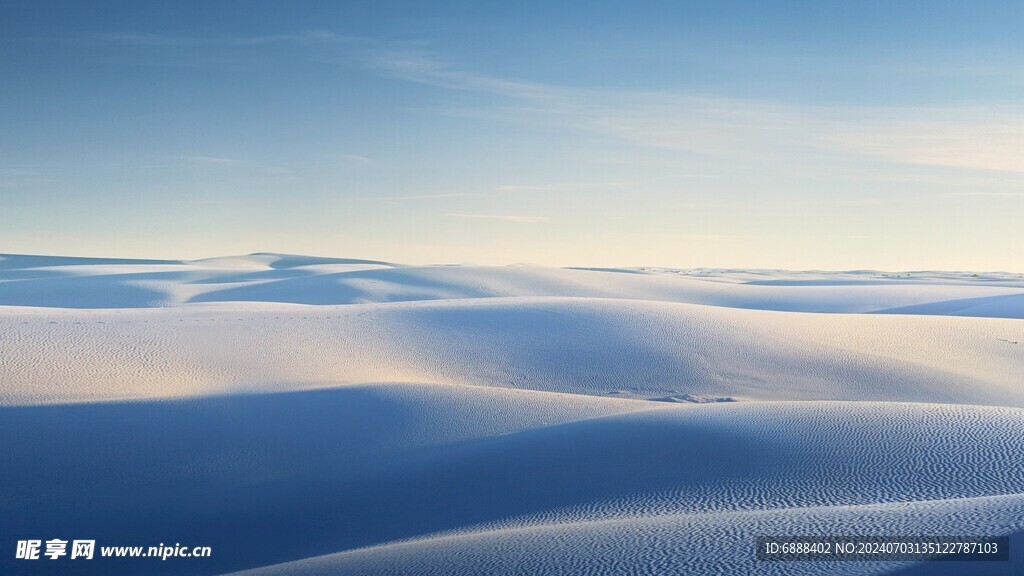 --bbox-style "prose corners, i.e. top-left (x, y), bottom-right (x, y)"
top-left (2, 298), bottom-right (1022, 407)
top-left (0, 253), bottom-right (1022, 575)
top-left (2, 253), bottom-right (1023, 316)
